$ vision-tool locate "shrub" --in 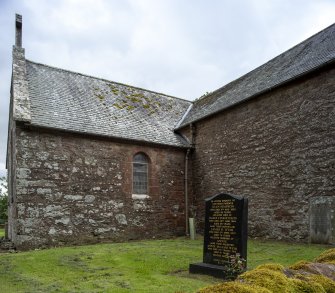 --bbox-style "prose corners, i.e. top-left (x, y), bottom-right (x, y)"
top-left (0, 195), bottom-right (7, 222)
top-left (0, 176), bottom-right (8, 222)
top-left (225, 253), bottom-right (247, 280)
